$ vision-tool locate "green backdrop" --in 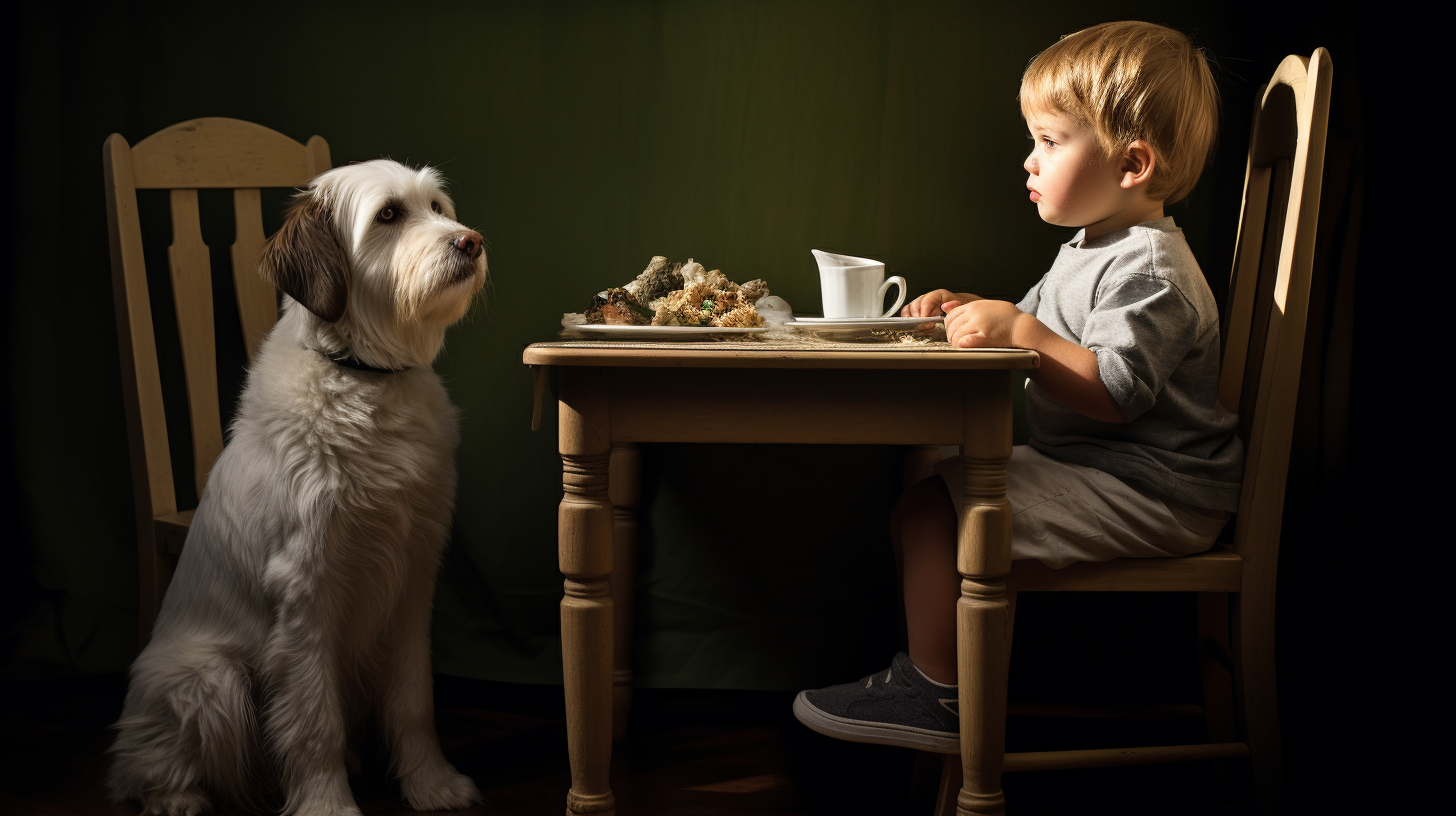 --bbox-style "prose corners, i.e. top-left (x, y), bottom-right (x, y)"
top-left (5, 1), bottom-right (1338, 691)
